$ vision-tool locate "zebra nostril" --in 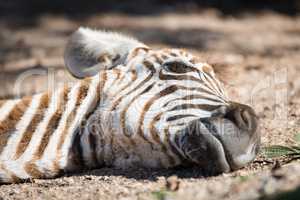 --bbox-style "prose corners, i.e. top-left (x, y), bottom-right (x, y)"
top-left (225, 103), bottom-right (257, 132)
top-left (241, 109), bottom-right (252, 129)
